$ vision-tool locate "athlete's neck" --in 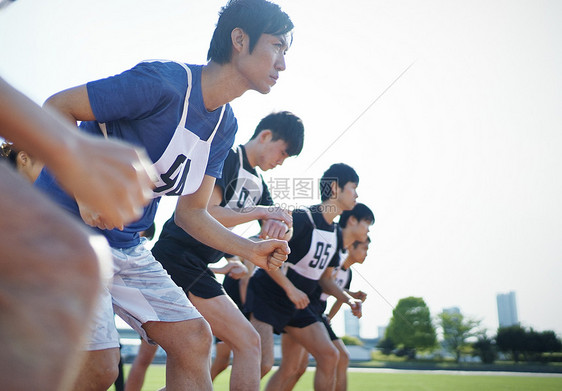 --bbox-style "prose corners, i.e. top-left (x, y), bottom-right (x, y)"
top-left (243, 141), bottom-right (258, 168)
top-left (342, 255), bottom-right (355, 270)
top-left (201, 62), bottom-right (249, 111)
top-left (341, 227), bottom-right (355, 249)
top-left (320, 200), bottom-right (341, 225)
